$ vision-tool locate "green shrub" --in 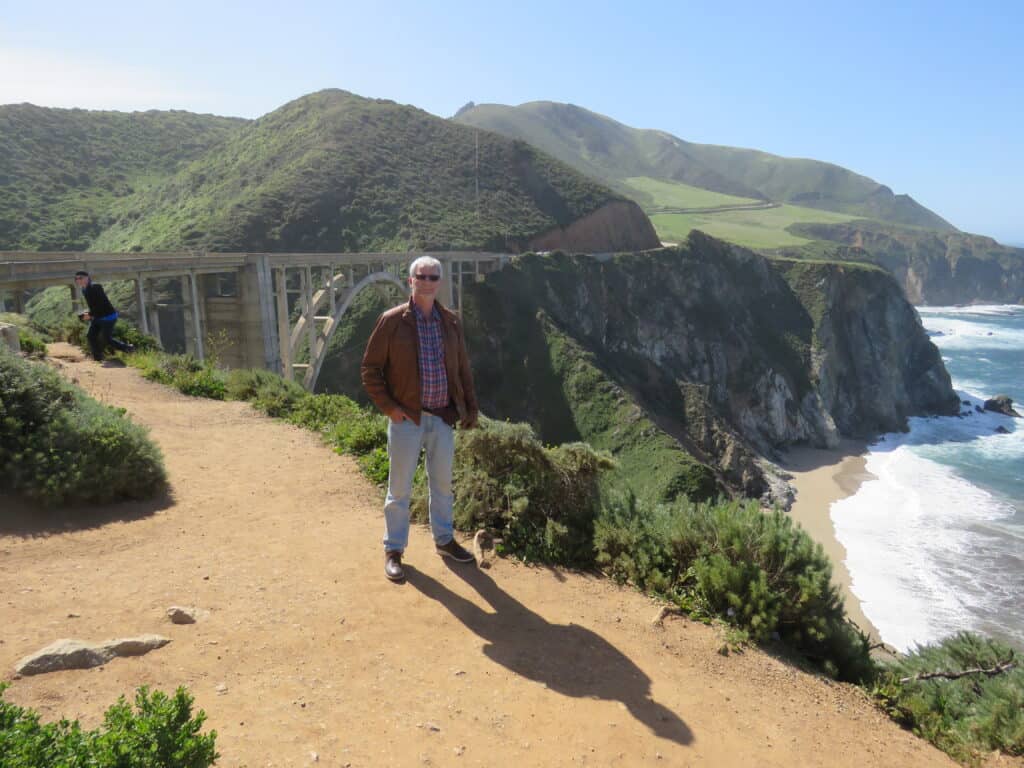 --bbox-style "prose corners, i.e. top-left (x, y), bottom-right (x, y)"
top-left (0, 312), bottom-right (49, 358)
top-left (358, 446), bottom-right (391, 486)
top-left (127, 353), bottom-right (229, 401)
top-left (420, 418), bottom-right (613, 565)
top-left (327, 410), bottom-right (388, 455)
top-left (287, 393), bottom-right (363, 433)
top-left (0, 683), bottom-right (218, 767)
top-left (224, 368), bottom-right (308, 416)
top-left (15, 330), bottom-right (47, 358)
top-left (594, 492), bottom-right (874, 682)
top-left (874, 633), bottom-right (1023, 762)
top-left (0, 348), bottom-right (166, 504)
top-left (175, 366), bottom-right (228, 400)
